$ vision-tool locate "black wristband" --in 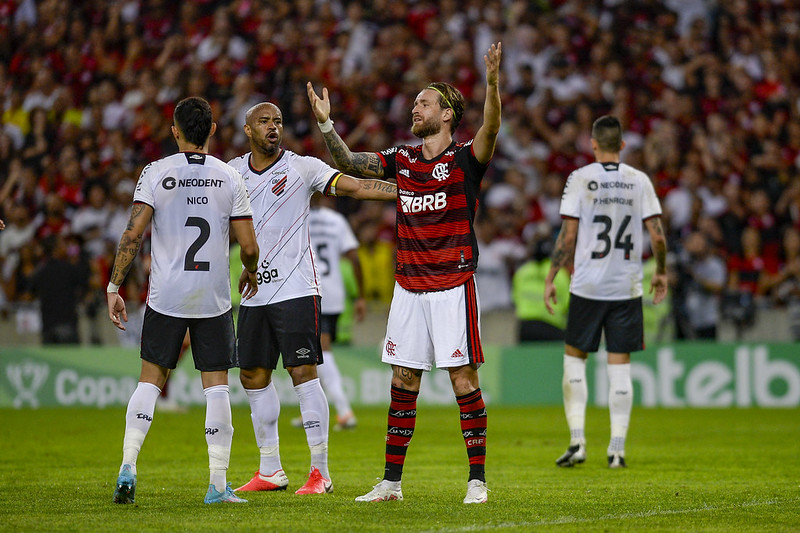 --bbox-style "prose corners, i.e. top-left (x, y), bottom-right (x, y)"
top-left (246, 267), bottom-right (257, 274)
